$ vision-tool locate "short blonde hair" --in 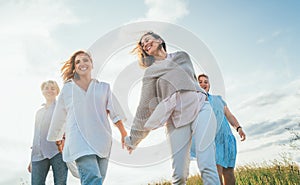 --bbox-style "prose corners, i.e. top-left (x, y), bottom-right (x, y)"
top-left (40, 80), bottom-right (60, 94)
